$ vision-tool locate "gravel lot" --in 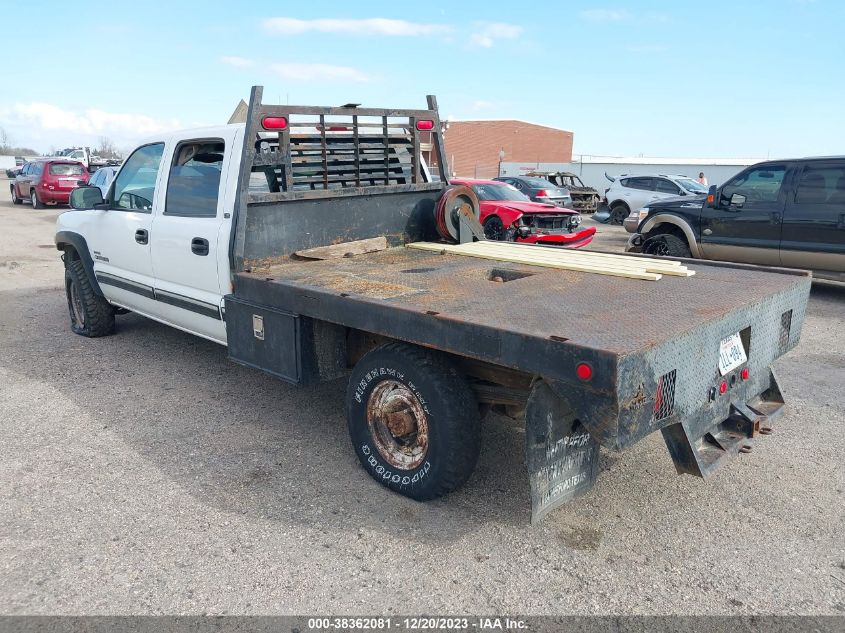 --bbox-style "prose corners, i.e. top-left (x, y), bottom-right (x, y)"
top-left (0, 182), bottom-right (843, 616)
